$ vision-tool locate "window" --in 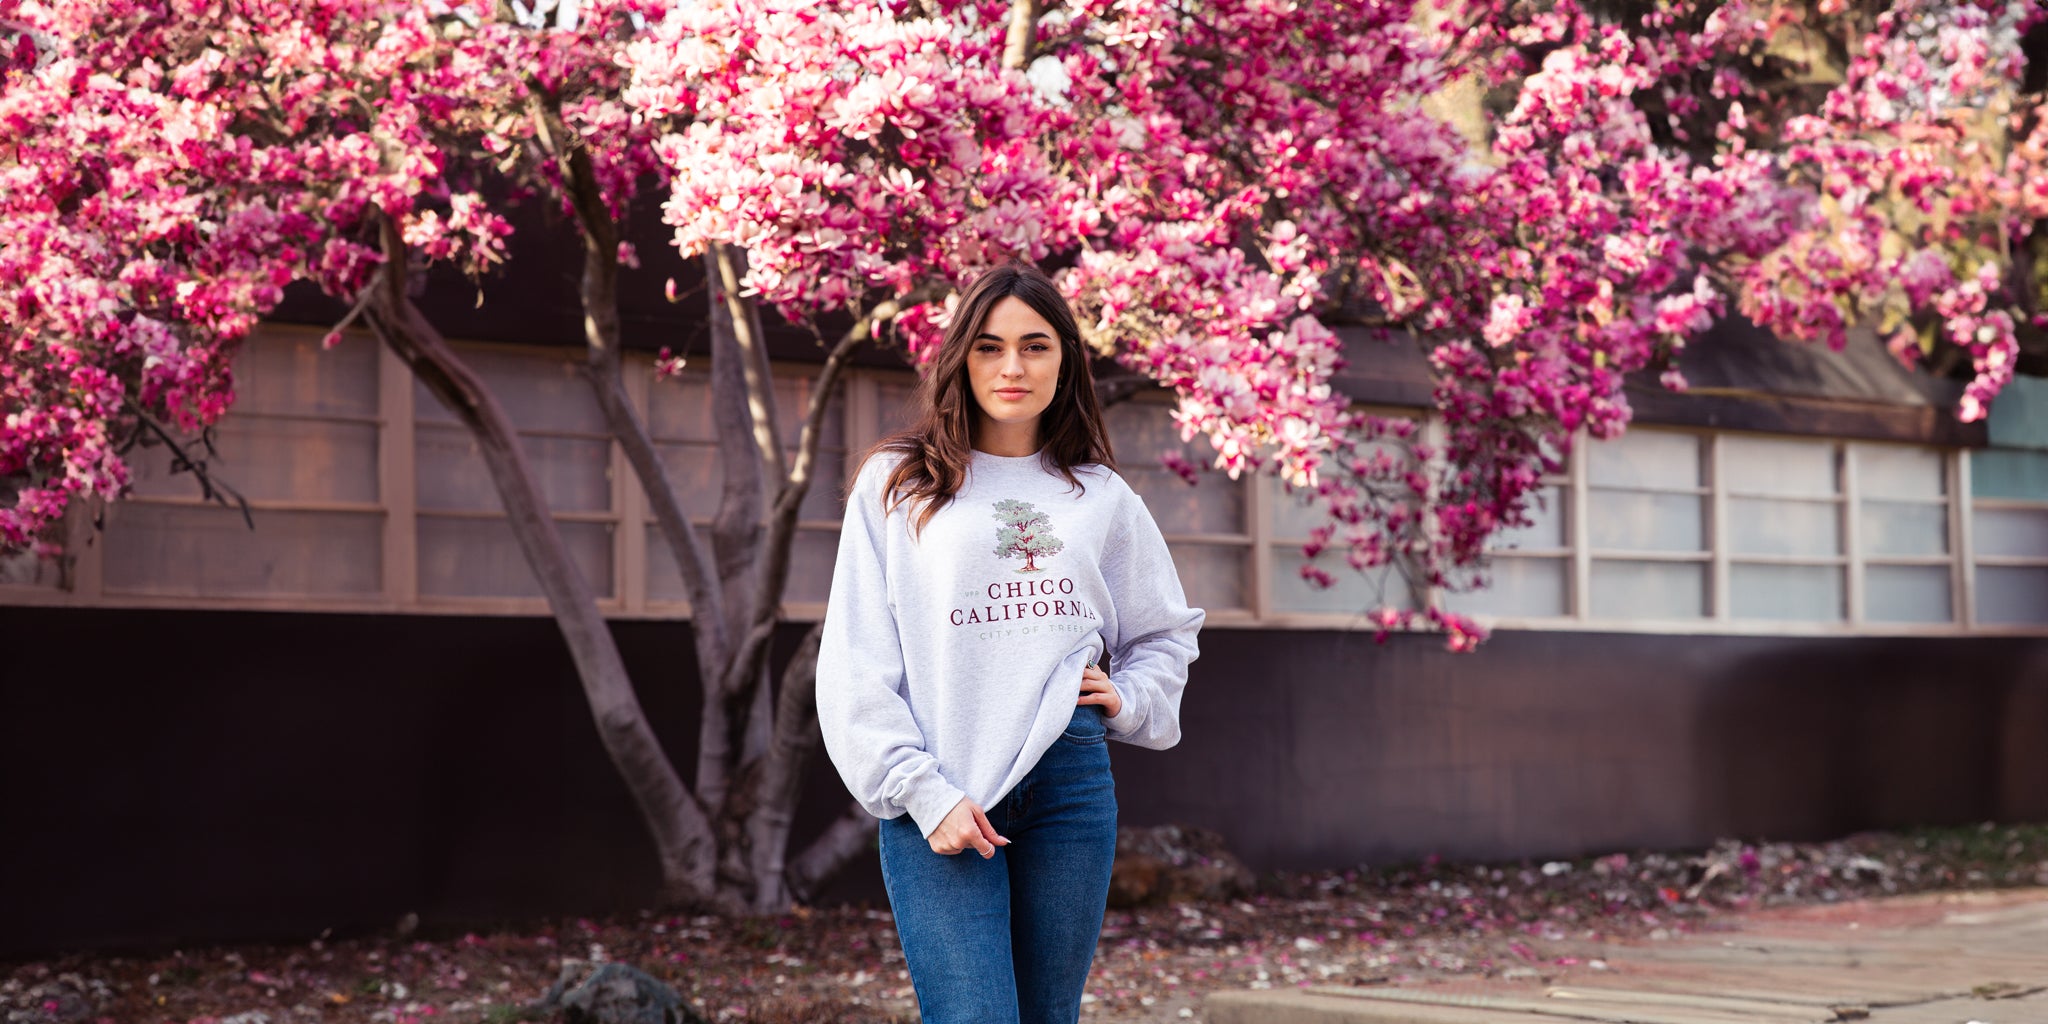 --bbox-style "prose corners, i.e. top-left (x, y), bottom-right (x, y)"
top-left (5, 328), bottom-right (2040, 640)
top-left (1103, 399), bottom-right (1253, 617)
top-left (640, 365), bottom-right (845, 610)
top-left (1855, 443), bottom-right (1954, 624)
top-left (0, 328), bottom-right (857, 618)
top-left (414, 345), bottom-right (619, 603)
top-left (1969, 447), bottom-right (2048, 627)
top-left (99, 327), bottom-right (386, 601)
top-left (1723, 436), bottom-right (1846, 622)
top-left (1589, 429), bottom-right (1711, 620)
top-left (1430, 429), bottom-right (1988, 633)
top-left (1260, 420), bottom-right (1419, 618)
